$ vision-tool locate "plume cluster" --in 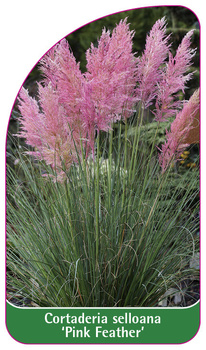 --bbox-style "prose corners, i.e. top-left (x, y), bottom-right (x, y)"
top-left (17, 17), bottom-right (197, 178)
top-left (18, 19), bottom-right (138, 177)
